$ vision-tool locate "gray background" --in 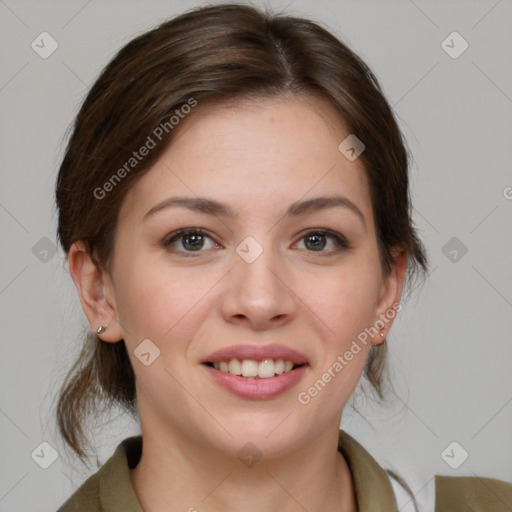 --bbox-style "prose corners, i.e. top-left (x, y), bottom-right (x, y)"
top-left (1, 0), bottom-right (511, 510)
